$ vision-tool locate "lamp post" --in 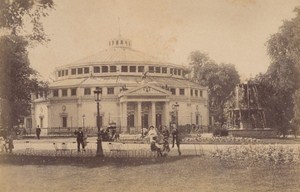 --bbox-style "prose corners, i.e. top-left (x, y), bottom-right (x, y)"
top-left (172, 102), bottom-right (179, 128)
top-left (82, 114), bottom-right (85, 128)
top-left (94, 87), bottom-right (104, 157)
